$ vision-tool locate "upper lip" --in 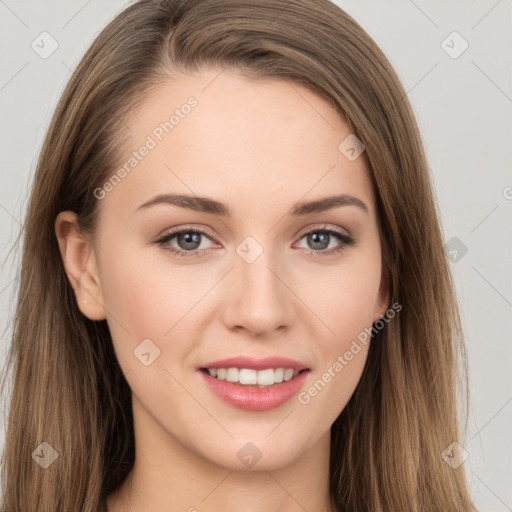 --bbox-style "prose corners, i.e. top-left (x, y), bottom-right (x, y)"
top-left (199, 356), bottom-right (310, 371)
